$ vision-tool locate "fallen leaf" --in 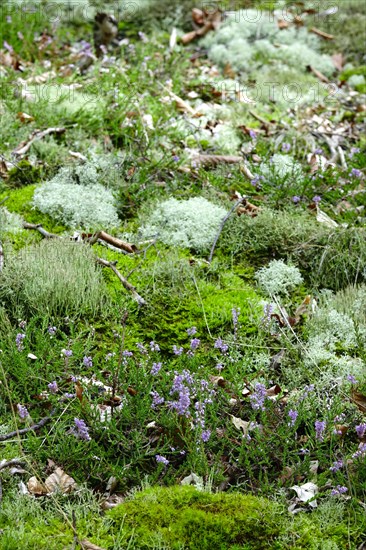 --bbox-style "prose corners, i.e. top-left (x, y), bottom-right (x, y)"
top-left (27, 476), bottom-right (47, 495)
top-left (181, 472), bottom-right (204, 489)
top-left (79, 541), bottom-right (107, 550)
top-left (101, 493), bottom-right (125, 510)
top-left (316, 207), bottom-right (338, 228)
top-left (44, 467), bottom-right (77, 494)
top-left (17, 112), bottom-right (34, 123)
top-left (27, 353), bottom-right (38, 360)
top-left (290, 482), bottom-right (318, 508)
top-left (230, 415), bottom-right (251, 435)
top-left (351, 389), bottom-right (366, 413)
top-left (75, 381), bottom-right (84, 403)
